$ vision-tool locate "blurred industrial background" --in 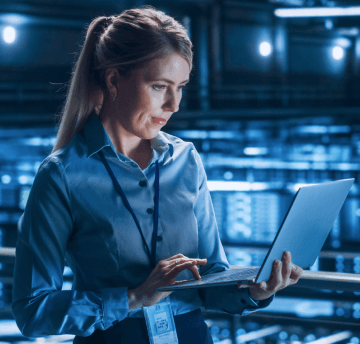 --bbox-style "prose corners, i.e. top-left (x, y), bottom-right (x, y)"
top-left (1, 0), bottom-right (360, 343)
